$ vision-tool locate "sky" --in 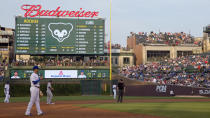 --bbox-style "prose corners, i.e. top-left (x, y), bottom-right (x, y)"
top-left (1, 0), bottom-right (210, 46)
